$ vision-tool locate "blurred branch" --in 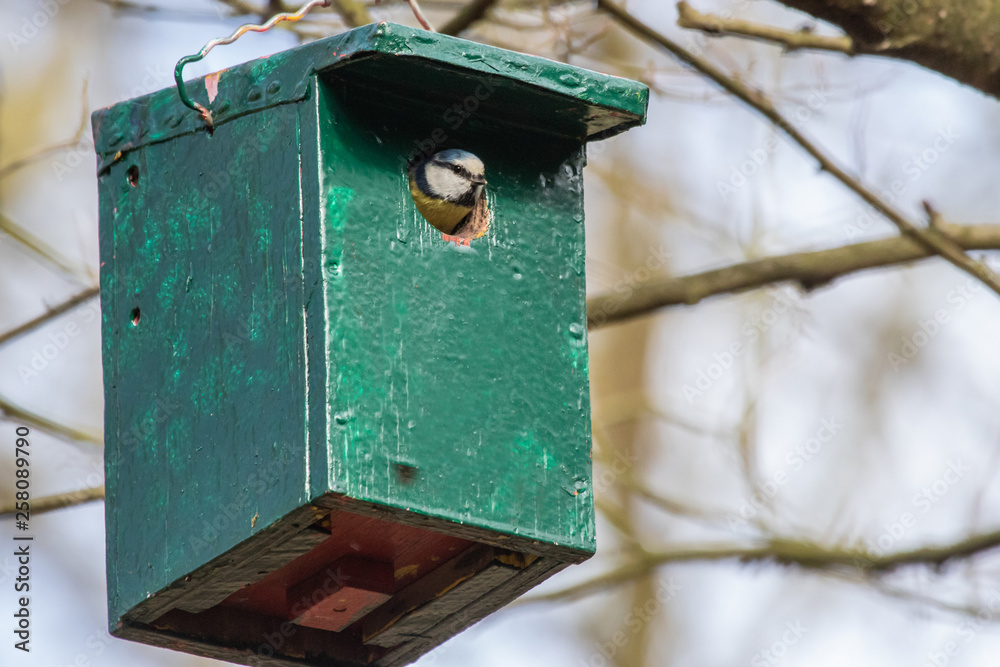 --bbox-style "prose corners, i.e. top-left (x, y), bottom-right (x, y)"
top-left (93, 0), bottom-right (229, 22)
top-left (525, 529), bottom-right (1000, 603)
top-left (0, 486), bottom-right (104, 517)
top-left (0, 139), bottom-right (85, 181)
top-left (0, 212), bottom-right (86, 281)
top-left (767, 0), bottom-right (1000, 99)
top-left (588, 223), bottom-right (1000, 328)
top-left (0, 395), bottom-right (103, 448)
top-left (598, 0), bottom-right (1000, 301)
top-left (676, 1), bottom-right (853, 54)
top-left (330, 0), bottom-right (372, 27)
top-left (0, 82), bottom-right (89, 181)
top-left (439, 0), bottom-right (499, 35)
top-left (0, 286), bottom-right (100, 348)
